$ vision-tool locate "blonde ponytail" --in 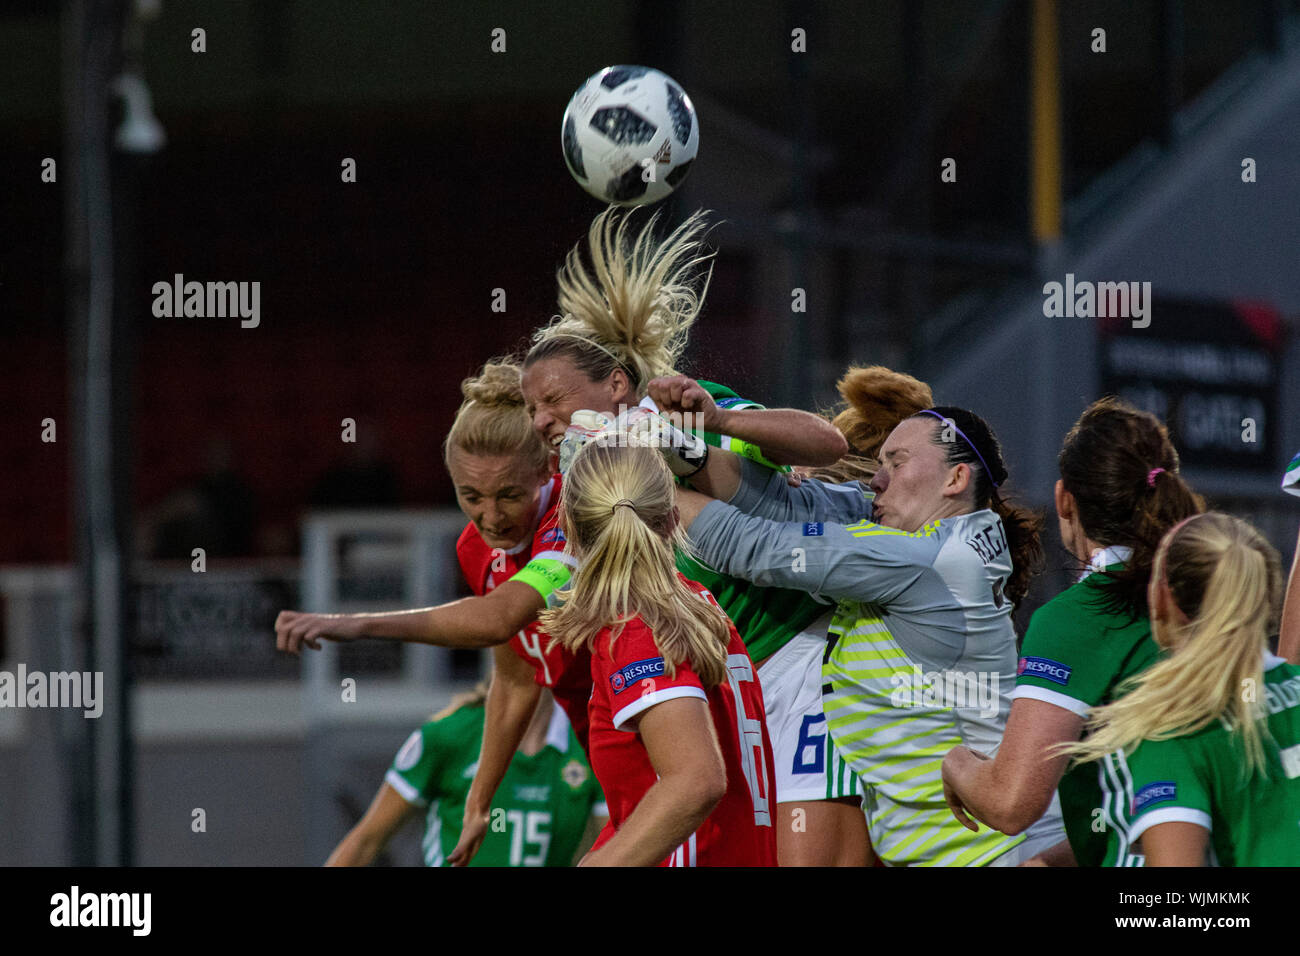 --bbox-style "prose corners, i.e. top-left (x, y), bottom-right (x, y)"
top-left (1056, 513), bottom-right (1284, 775)
top-left (541, 441), bottom-right (730, 687)
top-left (526, 206), bottom-right (714, 395)
top-left (443, 357), bottom-right (550, 475)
